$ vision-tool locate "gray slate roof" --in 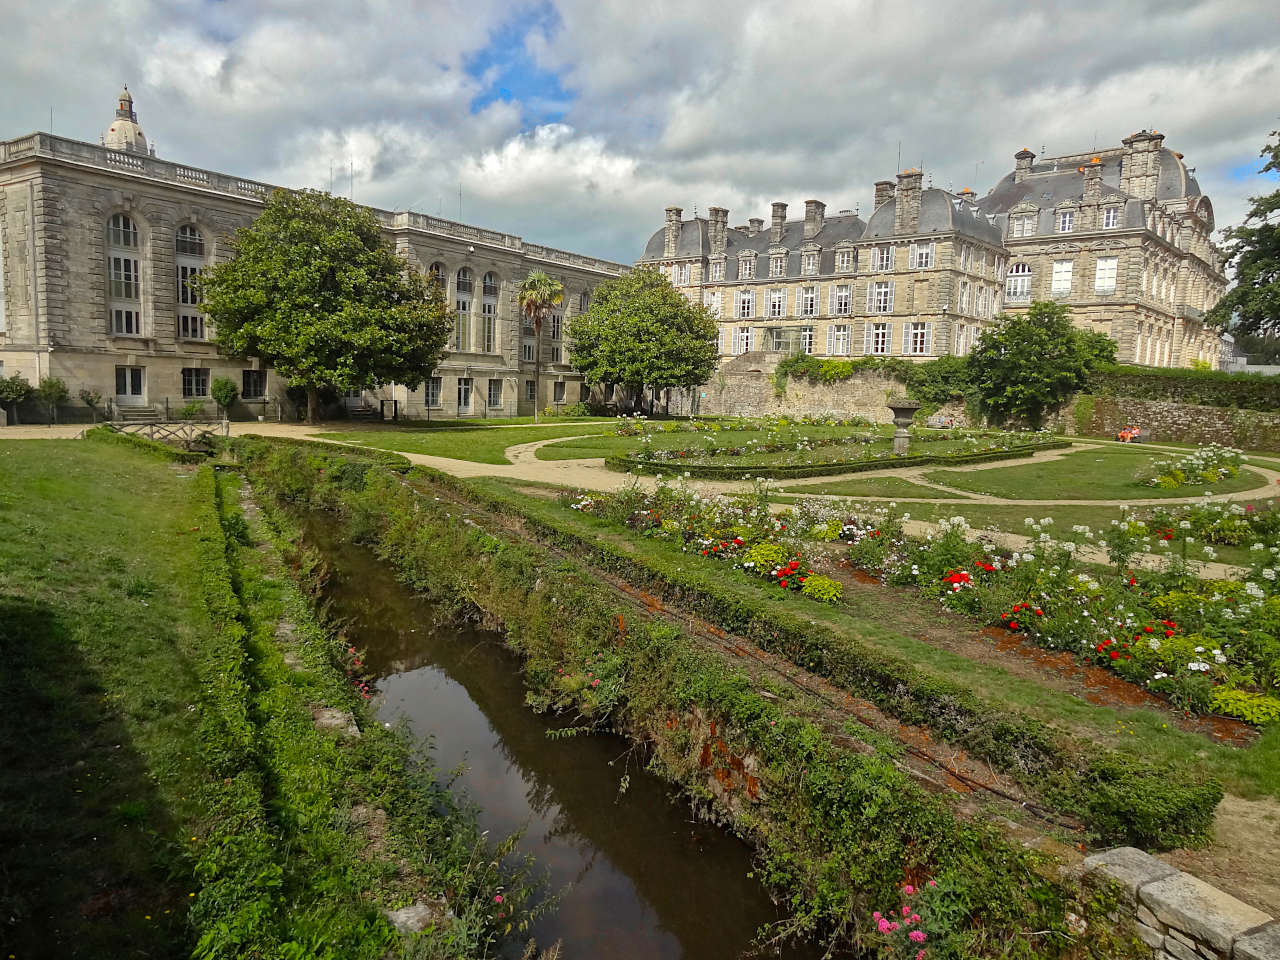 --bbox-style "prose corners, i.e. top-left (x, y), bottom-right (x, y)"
top-left (863, 188), bottom-right (1004, 244)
